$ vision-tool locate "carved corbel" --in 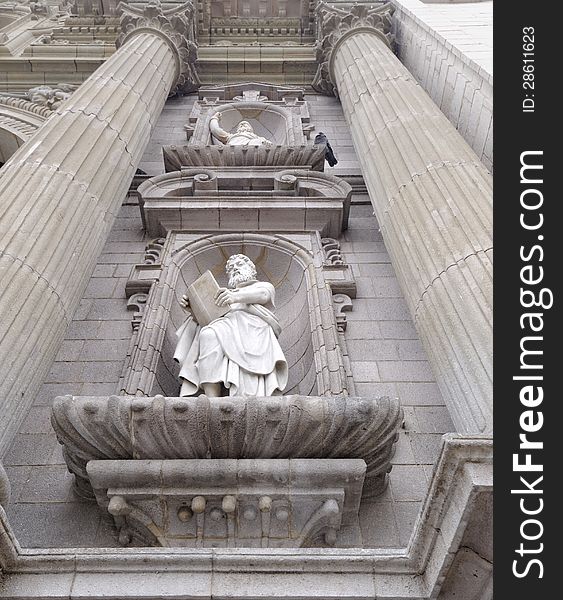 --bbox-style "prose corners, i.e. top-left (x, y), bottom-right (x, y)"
top-left (117, 0), bottom-right (200, 95)
top-left (313, 1), bottom-right (394, 96)
top-left (125, 238), bottom-right (166, 297)
top-left (320, 237), bottom-right (356, 298)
